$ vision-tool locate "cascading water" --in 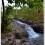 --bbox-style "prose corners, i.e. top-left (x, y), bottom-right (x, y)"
top-left (14, 20), bottom-right (39, 38)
